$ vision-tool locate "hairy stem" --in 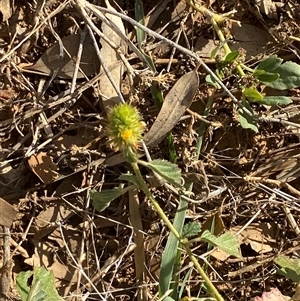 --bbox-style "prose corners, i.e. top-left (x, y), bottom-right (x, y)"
top-left (131, 160), bottom-right (225, 301)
